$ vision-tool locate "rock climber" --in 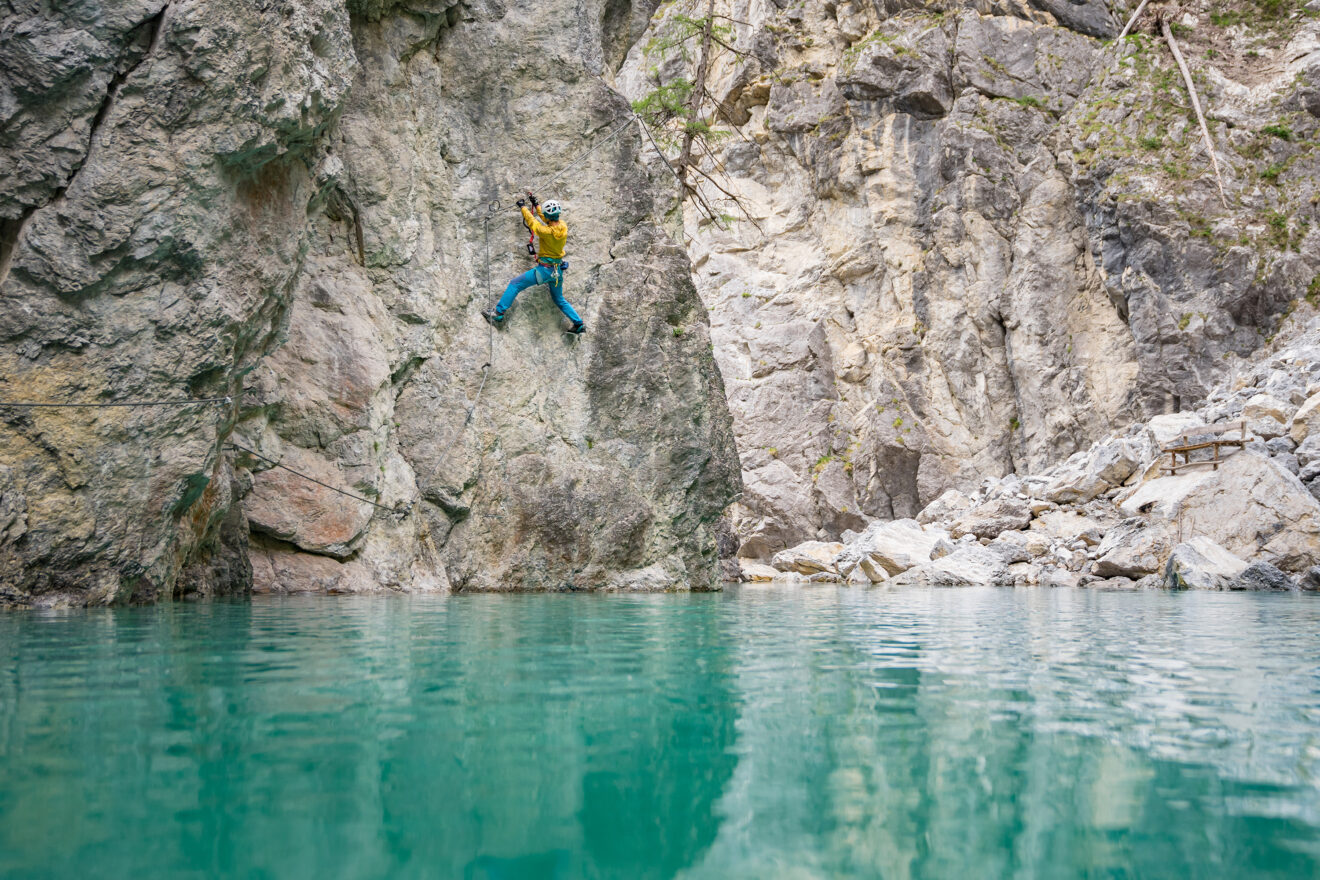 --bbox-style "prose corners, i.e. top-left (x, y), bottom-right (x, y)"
top-left (483, 192), bottom-right (585, 334)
